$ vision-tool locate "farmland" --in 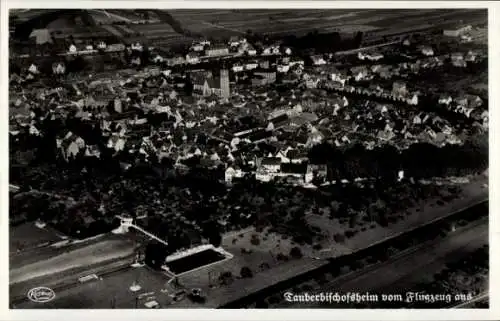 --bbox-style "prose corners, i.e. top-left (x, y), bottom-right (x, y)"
top-left (126, 23), bottom-right (193, 48)
top-left (168, 9), bottom-right (486, 39)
